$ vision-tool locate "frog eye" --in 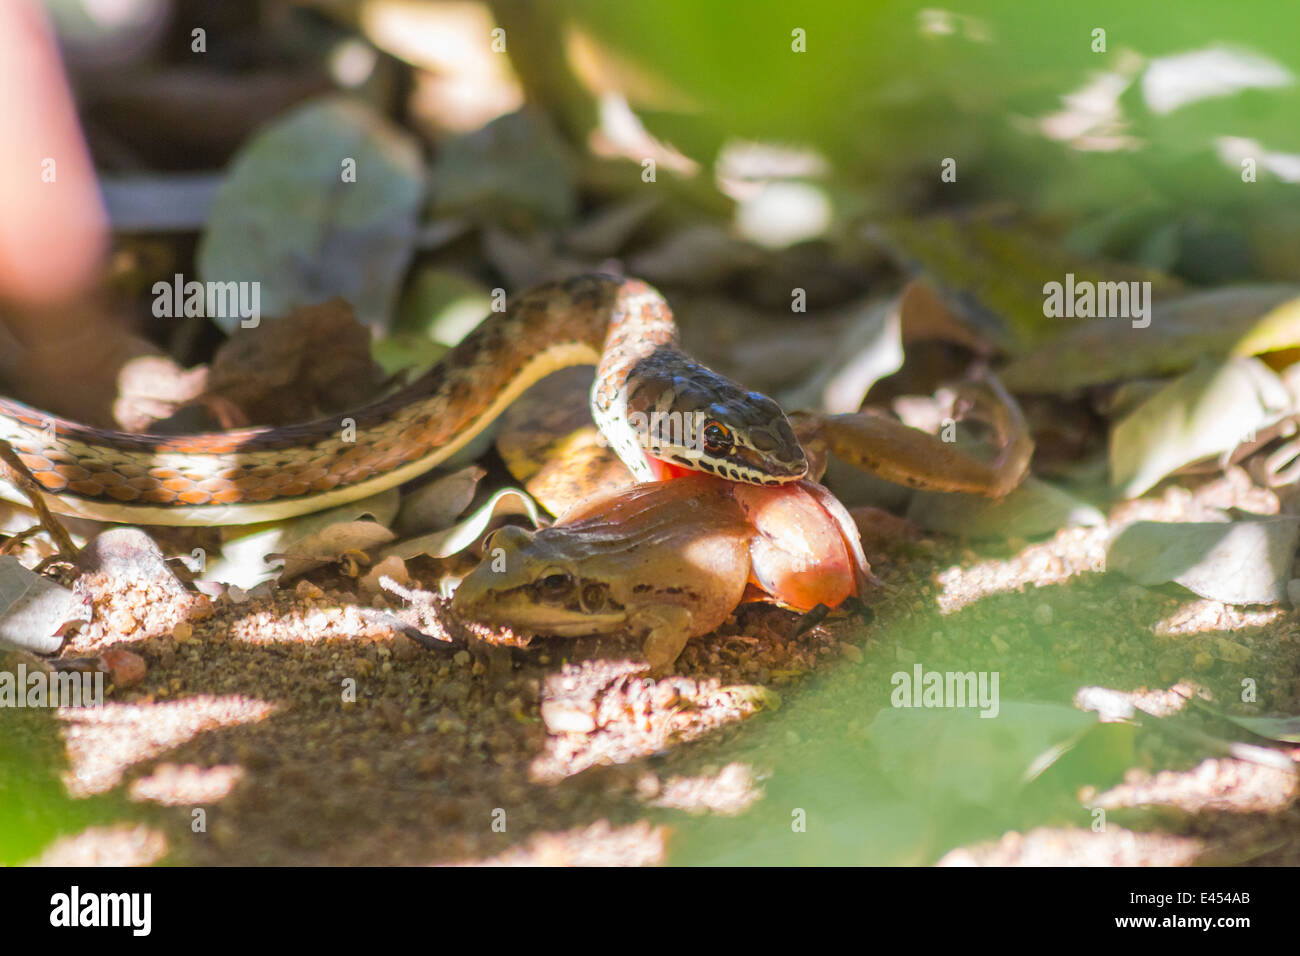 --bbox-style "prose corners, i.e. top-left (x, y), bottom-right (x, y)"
top-left (581, 583), bottom-right (605, 611)
top-left (702, 420), bottom-right (733, 454)
top-left (536, 569), bottom-right (573, 597)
